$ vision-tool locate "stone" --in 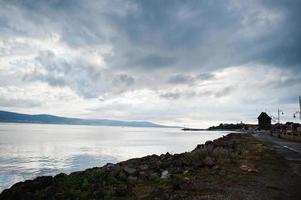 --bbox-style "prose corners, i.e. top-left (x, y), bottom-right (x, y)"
top-left (123, 166), bottom-right (137, 175)
top-left (139, 164), bottom-right (149, 170)
top-left (104, 163), bottom-right (114, 169)
top-left (128, 176), bottom-right (138, 183)
top-left (161, 170), bottom-right (169, 179)
top-left (113, 185), bottom-right (128, 196)
top-left (149, 172), bottom-right (160, 180)
top-left (247, 168), bottom-right (259, 173)
top-left (205, 140), bottom-right (213, 146)
top-left (139, 171), bottom-right (147, 179)
top-left (172, 159), bottom-right (183, 167)
top-left (195, 161), bottom-right (204, 167)
top-left (240, 164), bottom-right (248, 171)
top-left (203, 156), bottom-right (215, 167)
top-left (118, 171), bottom-right (127, 181)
